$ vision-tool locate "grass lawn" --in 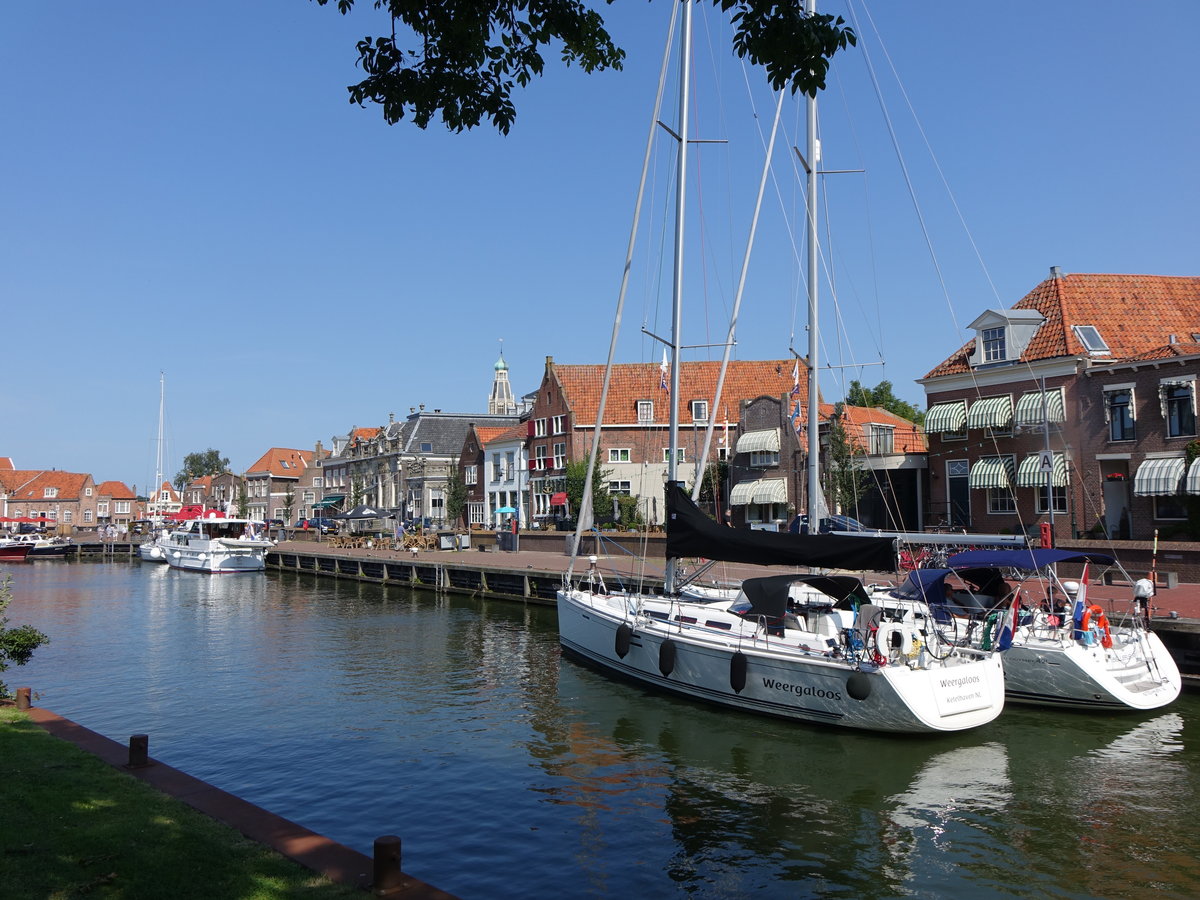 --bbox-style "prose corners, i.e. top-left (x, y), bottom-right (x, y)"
top-left (0, 706), bottom-right (363, 899)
